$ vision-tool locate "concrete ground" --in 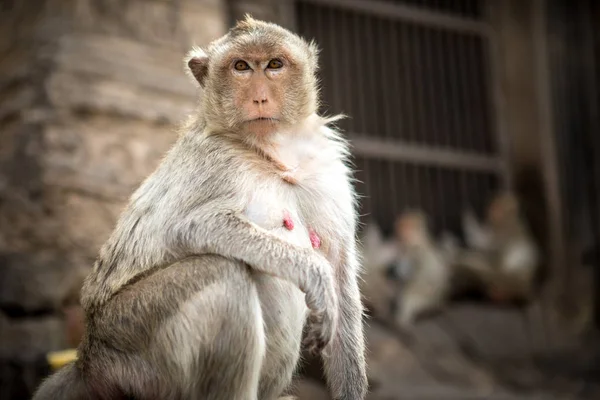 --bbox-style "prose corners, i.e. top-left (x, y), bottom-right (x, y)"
top-left (292, 303), bottom-right (600, 400)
